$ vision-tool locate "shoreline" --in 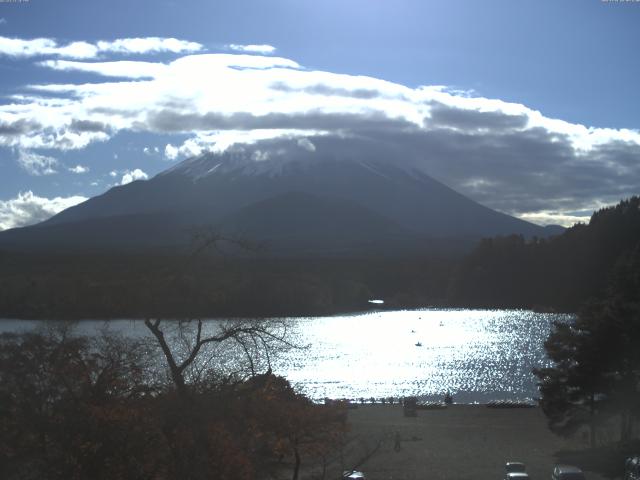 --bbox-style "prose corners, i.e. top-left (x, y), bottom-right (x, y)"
top-left (0, 306), bottom-right (577, 322)
top-left (323, 398), bottom-right (539, 408)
